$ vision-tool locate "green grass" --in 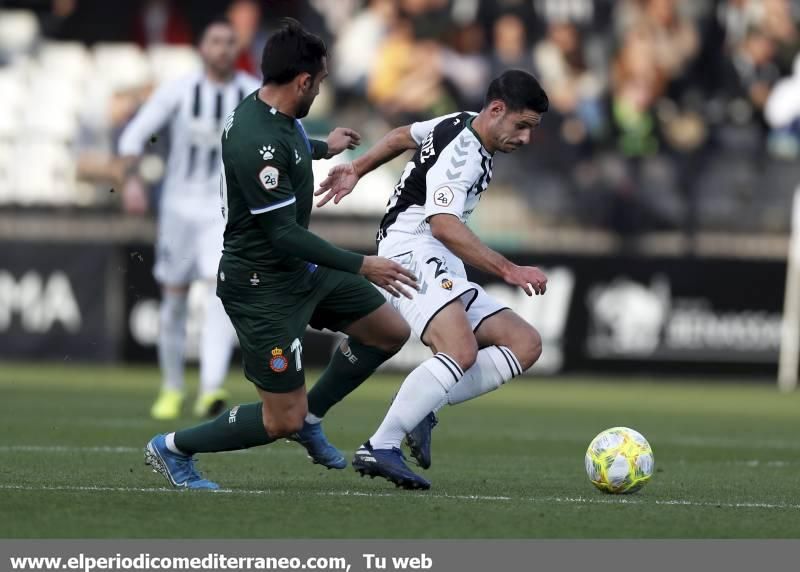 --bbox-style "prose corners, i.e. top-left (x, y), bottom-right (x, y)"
top-left (1, 363), bottom-right (800, 538)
